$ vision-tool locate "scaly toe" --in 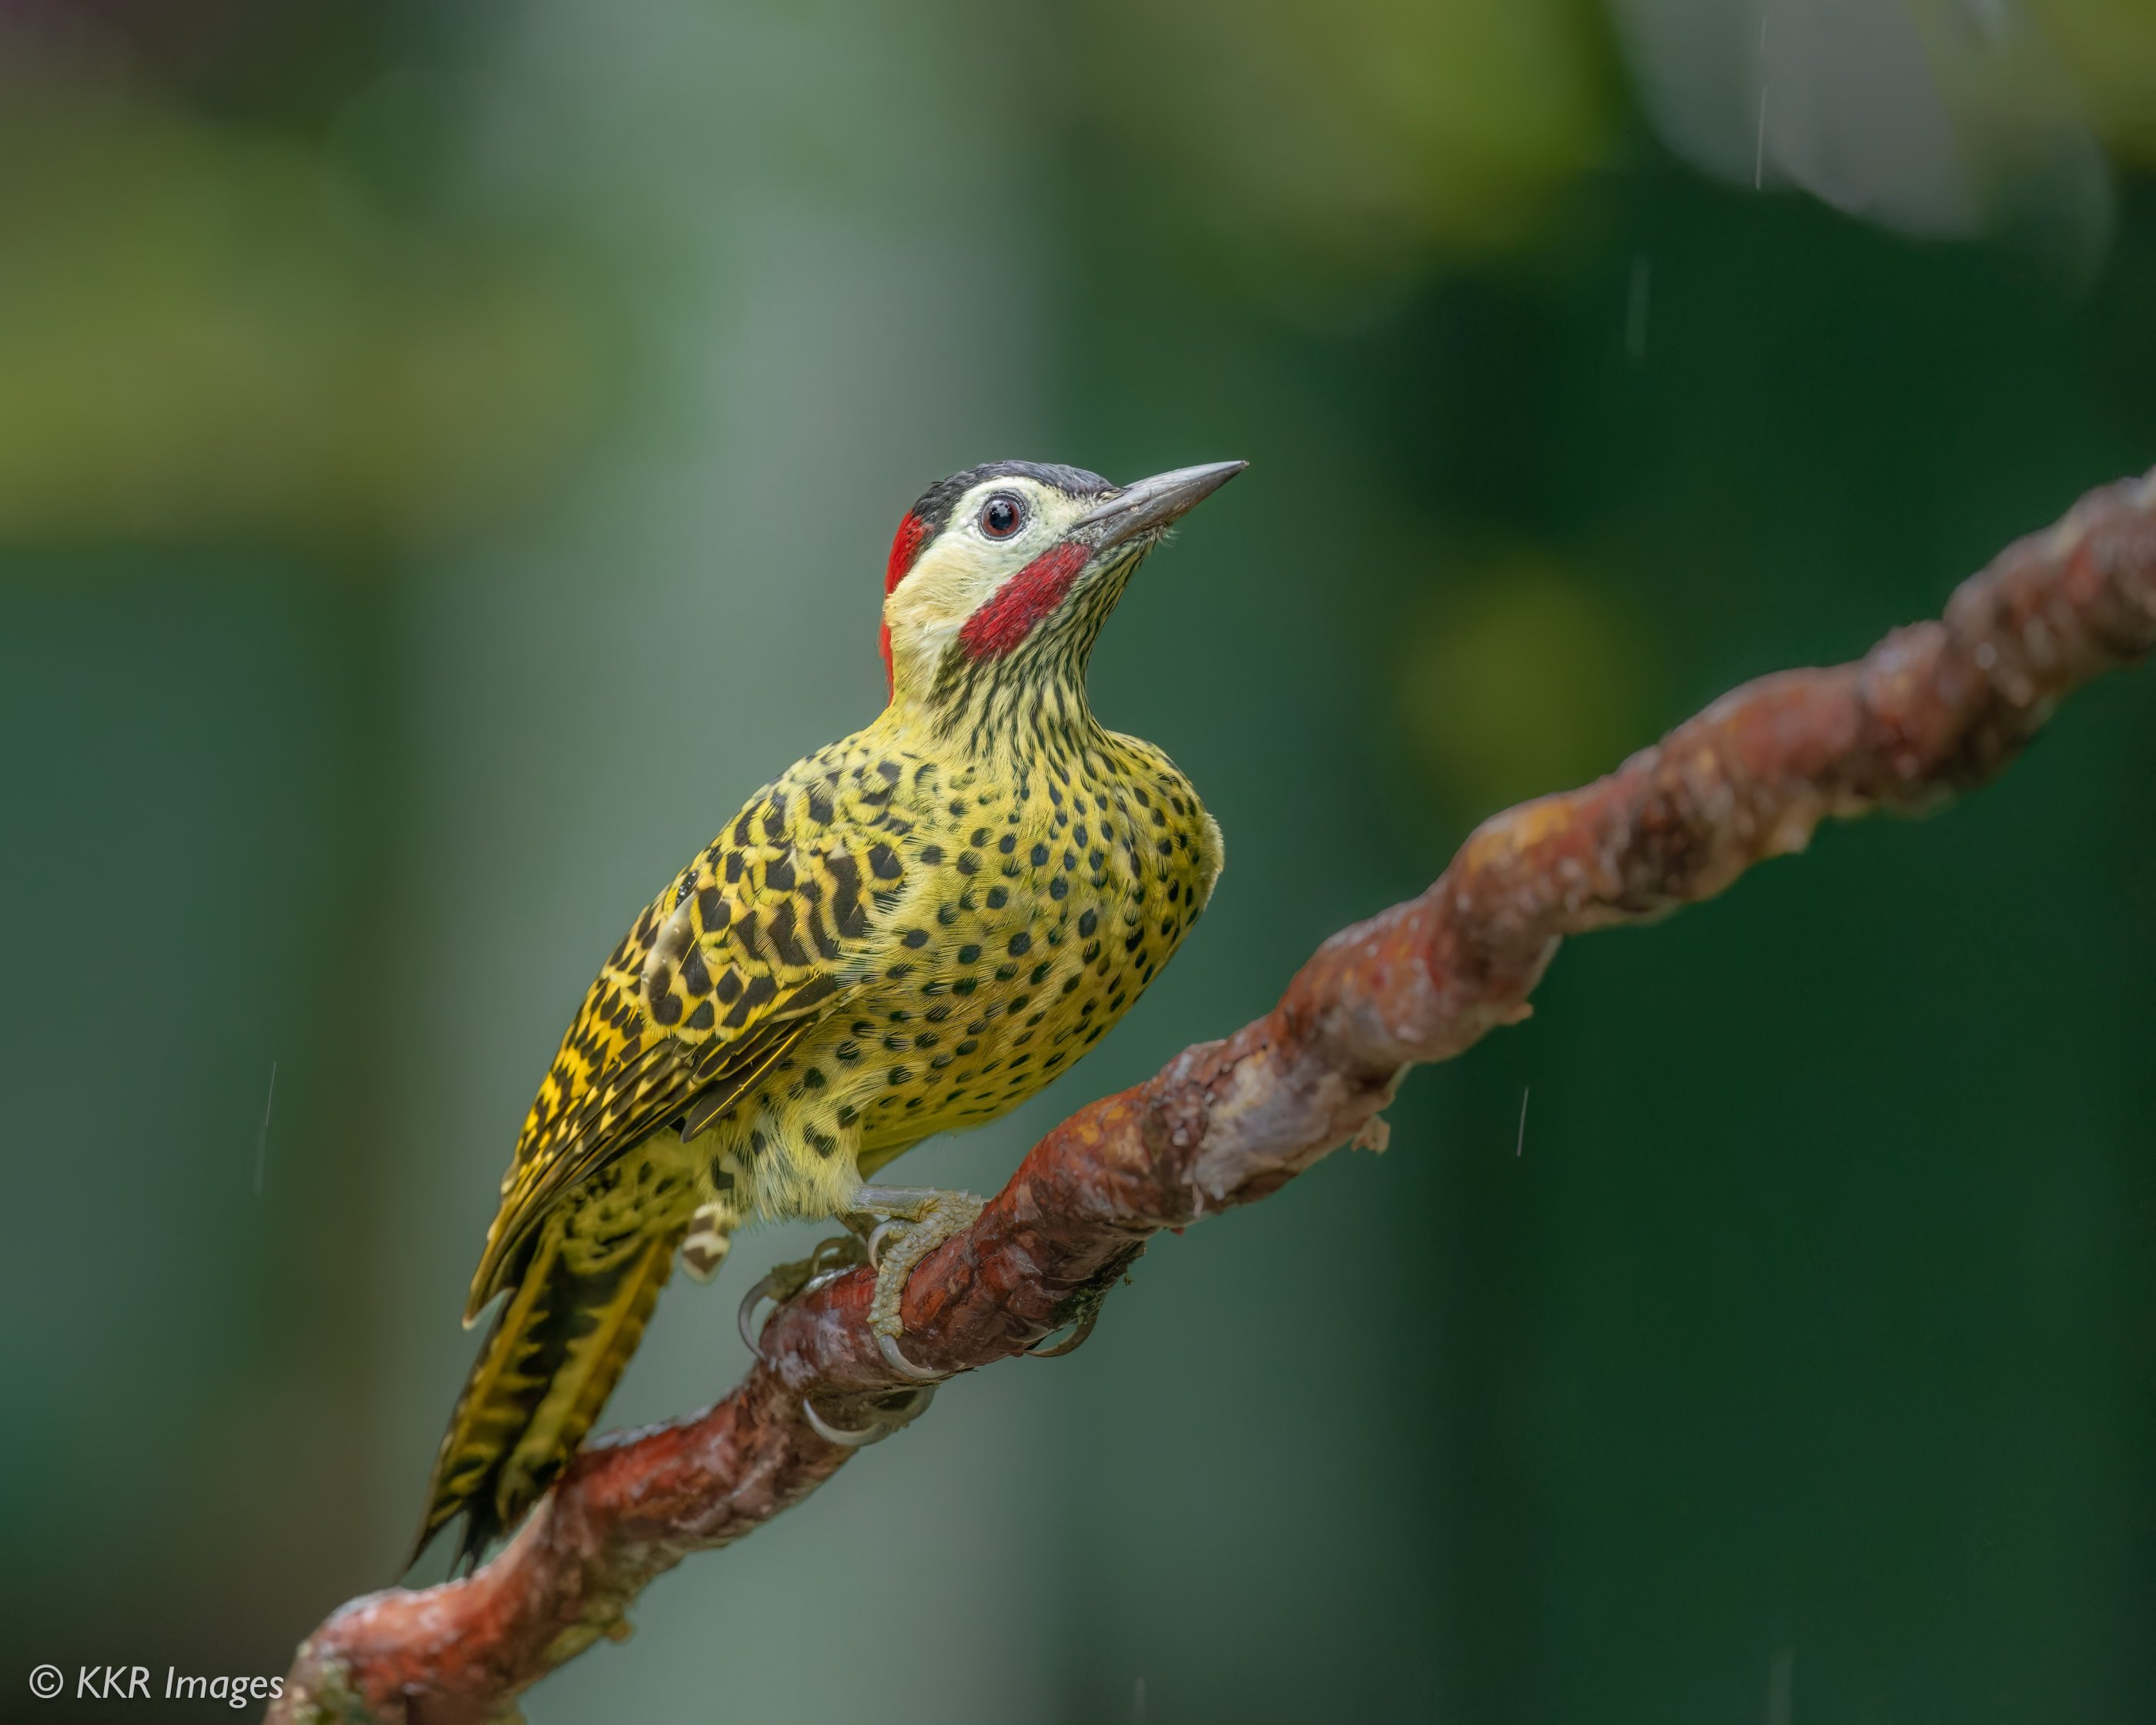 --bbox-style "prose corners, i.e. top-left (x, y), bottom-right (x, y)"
top-left (859, 1188), bottom-right (986, 1339)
